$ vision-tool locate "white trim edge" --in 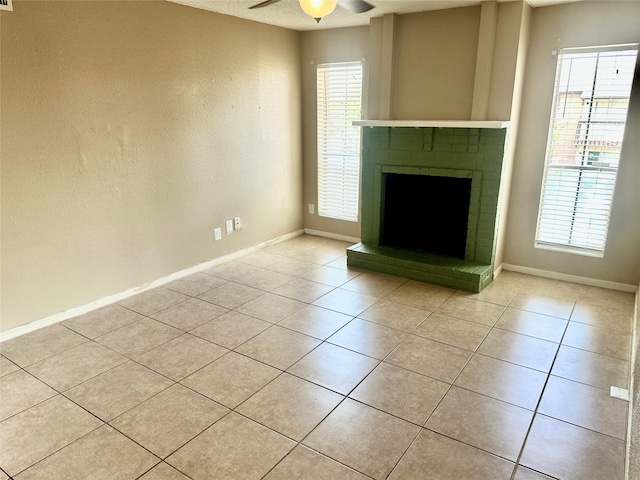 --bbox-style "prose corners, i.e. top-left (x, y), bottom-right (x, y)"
top-left (501, 263), bottom-right (637, 293)
top-left (0, 230), bottom-right (305, 343)
top-left (303, 228), bottom-right (360, 244)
